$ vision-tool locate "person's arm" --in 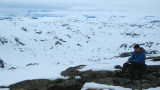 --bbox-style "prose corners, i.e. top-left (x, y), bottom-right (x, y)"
top-left (129, 58), bottom-right (137, 63)
top-left (128, 52), bottom-right (134, 63)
